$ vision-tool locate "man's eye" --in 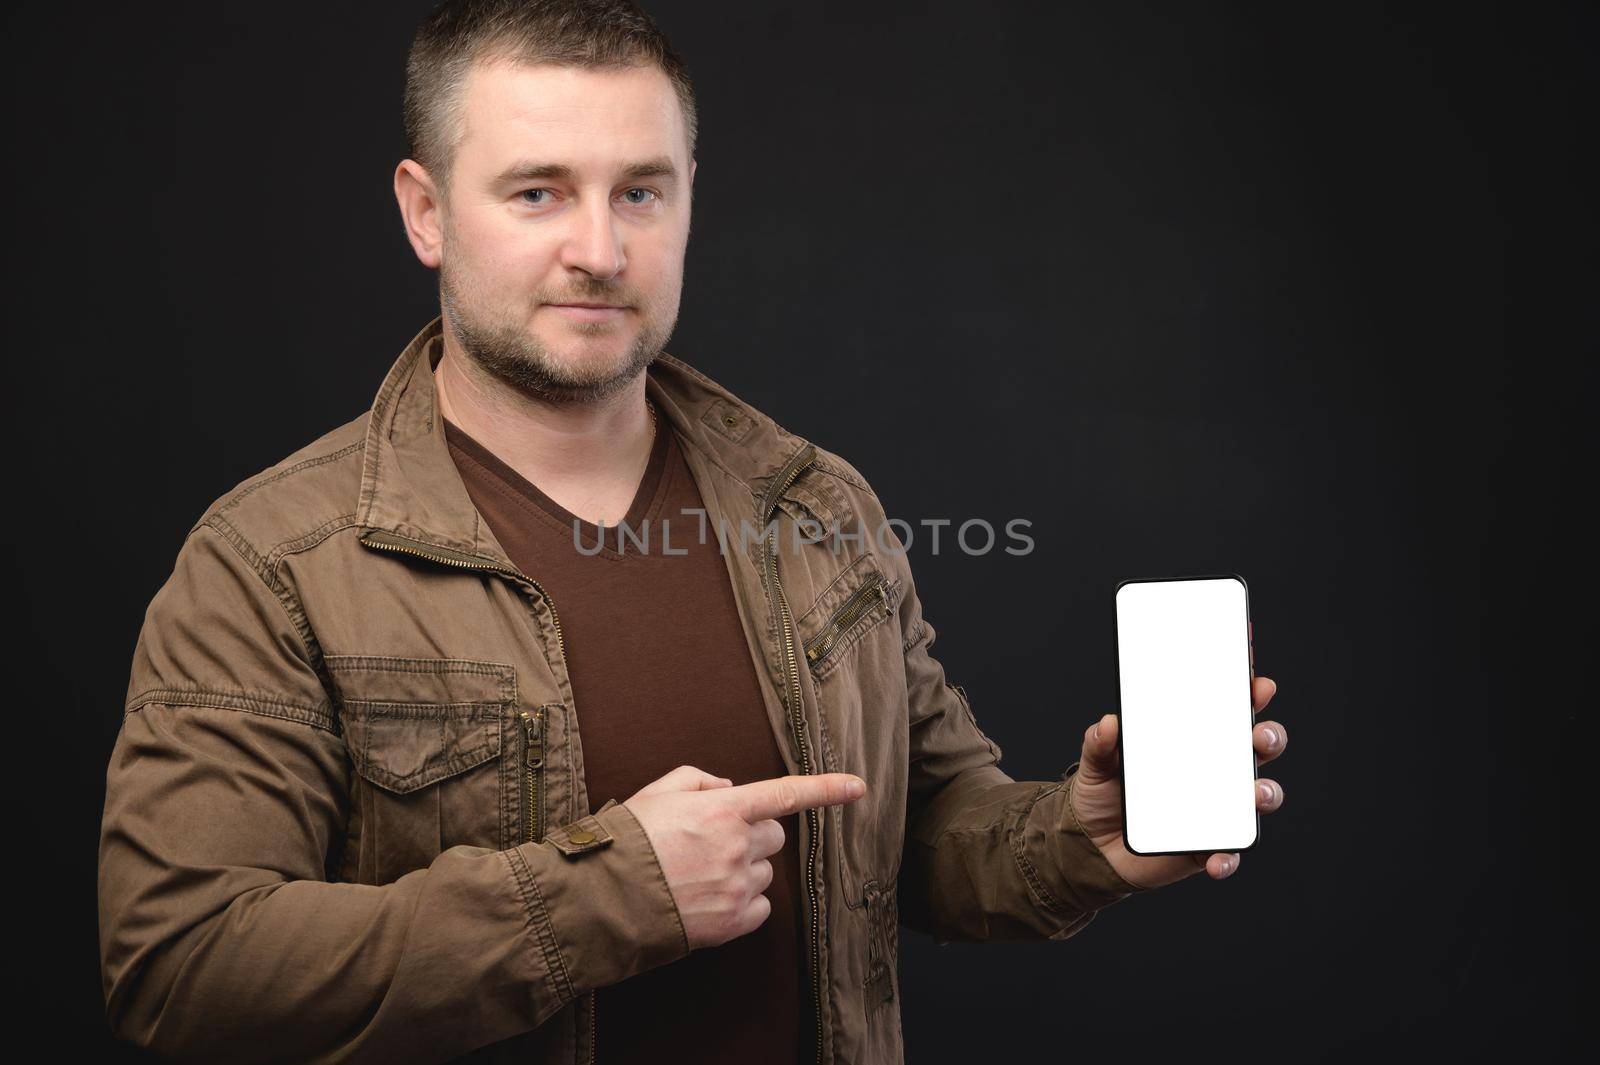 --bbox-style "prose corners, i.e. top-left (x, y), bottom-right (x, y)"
top-left (518, 188), bottom-right (657, 207)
